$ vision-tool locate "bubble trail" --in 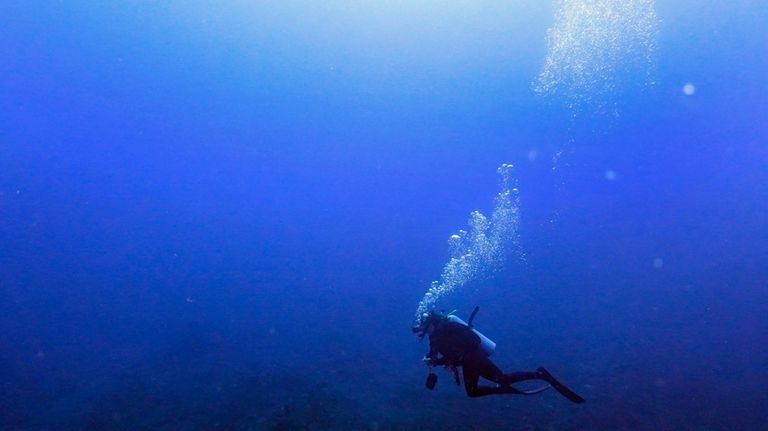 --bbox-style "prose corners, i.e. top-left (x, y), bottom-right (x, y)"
top-left (415, 164), bottom-right (523, 323)
top-left (534, 0), bottom-right (658, 114)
